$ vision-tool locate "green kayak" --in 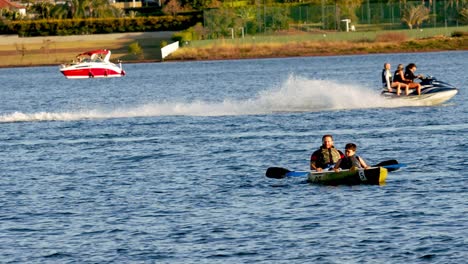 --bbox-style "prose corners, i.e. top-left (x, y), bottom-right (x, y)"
top-left (307, 167), bottom-right (388, 185)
